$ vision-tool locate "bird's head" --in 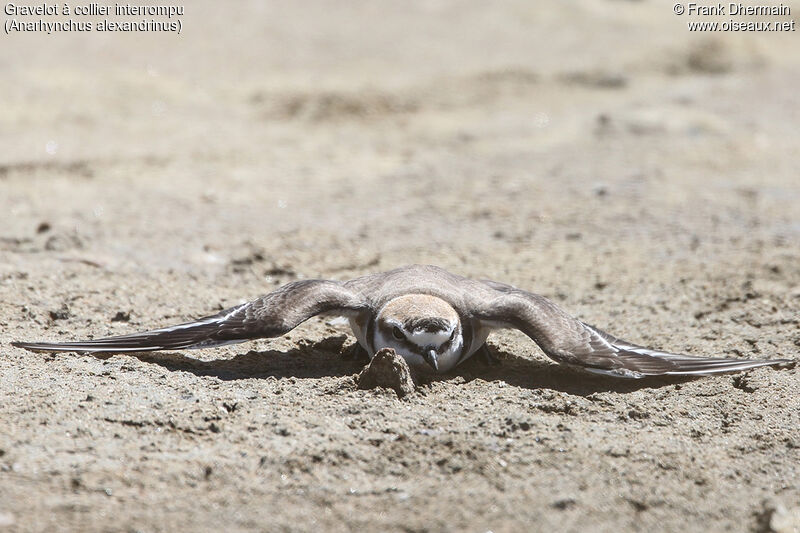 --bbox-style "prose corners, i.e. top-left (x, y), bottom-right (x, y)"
top-left (373, 294), bottom-right (463, 372)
